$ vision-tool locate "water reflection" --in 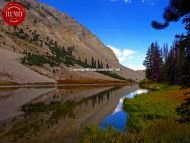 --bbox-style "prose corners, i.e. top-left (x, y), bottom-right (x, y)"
top-left (21, 87), bottom-right (121, 127)
top-left (100, 89), bottom-right (149, 132)
top-left (0, 85), bottom-right (139, 143)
